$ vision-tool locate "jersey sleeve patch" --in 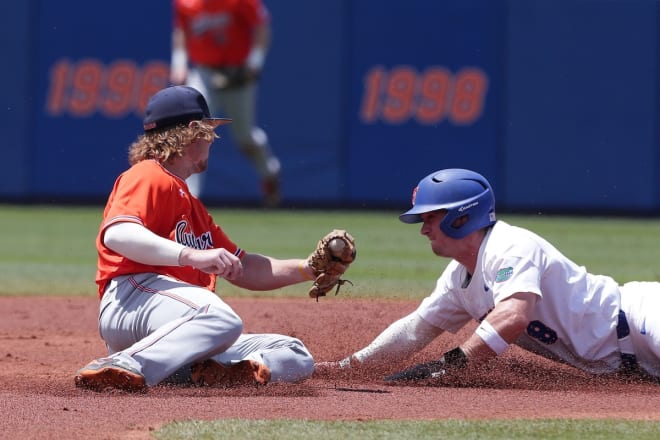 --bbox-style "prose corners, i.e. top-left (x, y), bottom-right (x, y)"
top-left (495, 266), bottom-right (514, 283)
